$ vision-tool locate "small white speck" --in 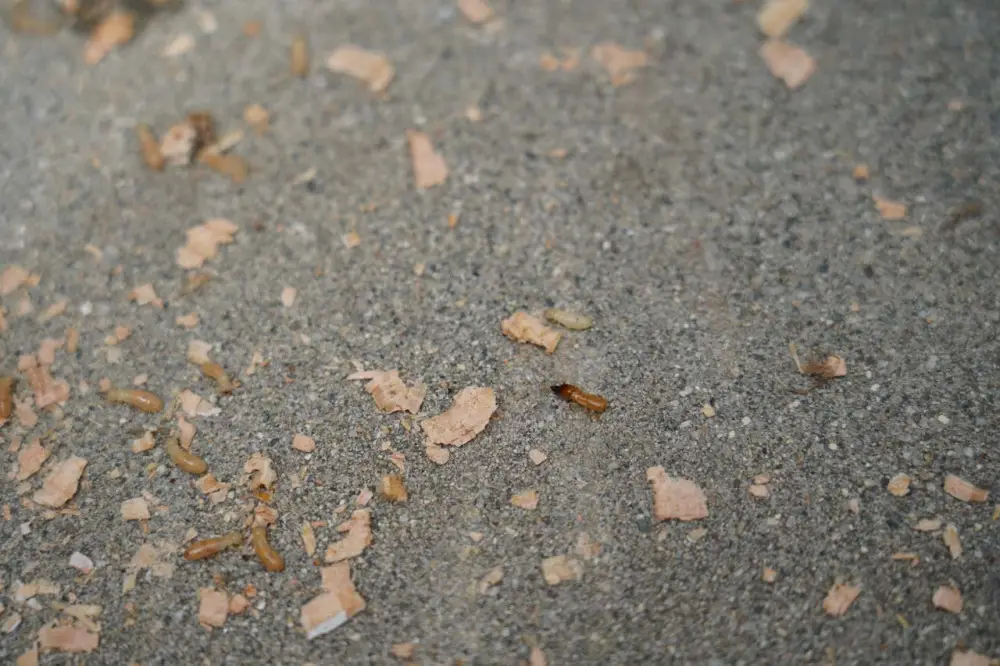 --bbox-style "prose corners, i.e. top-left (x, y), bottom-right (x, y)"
top-left (828, 442), bottom-right (839, 451)
top-left (788, 400), bottom-right (800, 410)
top-left (870, 384), bottom-right (880, 392)
top-left (79, 301), bottom-right (93, 315)
top-left (865, 370), bottom-right (873, 379)
top-left (741, 416), bottom-right (751, 426)
top-left (937, 414), bottom-right (951, 424)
